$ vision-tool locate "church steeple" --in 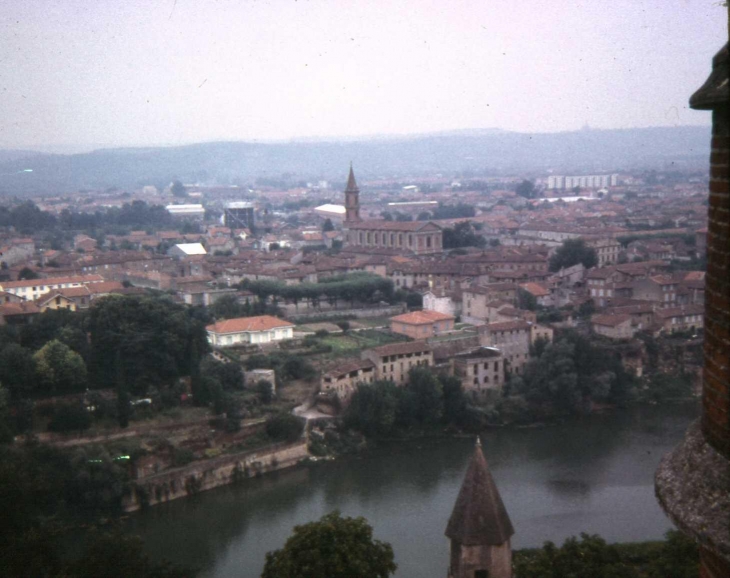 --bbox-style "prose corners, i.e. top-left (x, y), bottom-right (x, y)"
top-left (344, 163), bottom-right (361, 223)
top-left (446, 437), bottom-right (514, 578)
